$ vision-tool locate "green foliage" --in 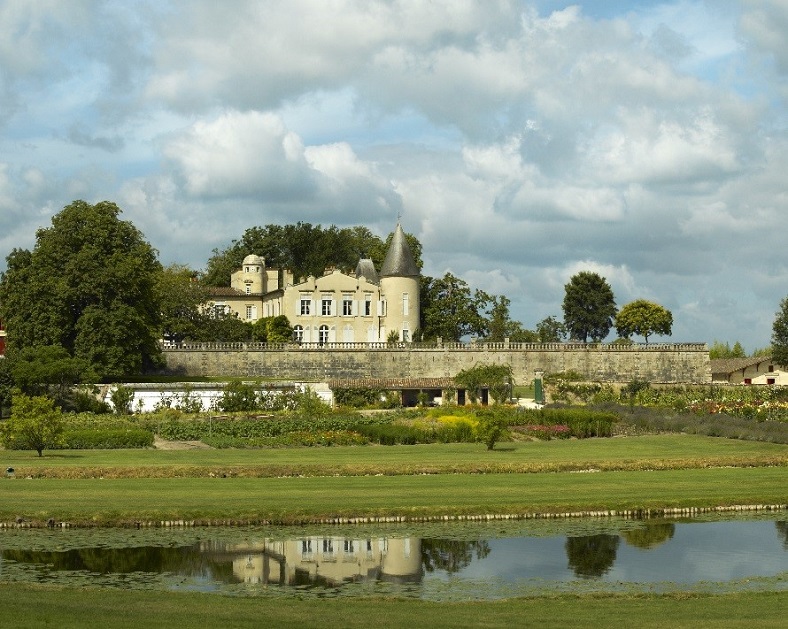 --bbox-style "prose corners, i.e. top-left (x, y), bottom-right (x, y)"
top-left (110, 385), bottom-right (135, 415)
top-left (709, 340), bottom-right (748, 359)
top-left (156, 264), bottom-right (211, 344)
top-left (535, 315), bottom-right (568, 342)
top-left (0, 358), bottom-right (15, 418)
top-left (61, 428), bottom-right (154, 449)
top-left (615, 299), bottom-right (673, 343)
top-left (420, 272), bottom-right (491, 341)
top-left (1, 392), bottom-right (65, 456)
top-left (454, 363), bottom-right (513, 403)
top-left (771, 296), bottom-right (788, 366)
top-left (562, 271), bottom-right (617, 342)
top-left (516, 407), bottom-right (617, 438)
top-left (474, 410), bottom-right (508, 450)
top-left (0, 200), bottom-right (162, 380)
top-left (7, 345), bottom-right (89, 400)
top-left (217, 381), bottom-right (259, 412)
top-left (333, 387), bottom-right (384, 408)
